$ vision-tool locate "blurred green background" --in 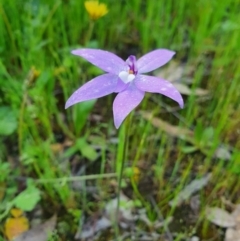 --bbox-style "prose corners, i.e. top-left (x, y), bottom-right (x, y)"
top-left (0, 0), bottom-right (240, 240)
